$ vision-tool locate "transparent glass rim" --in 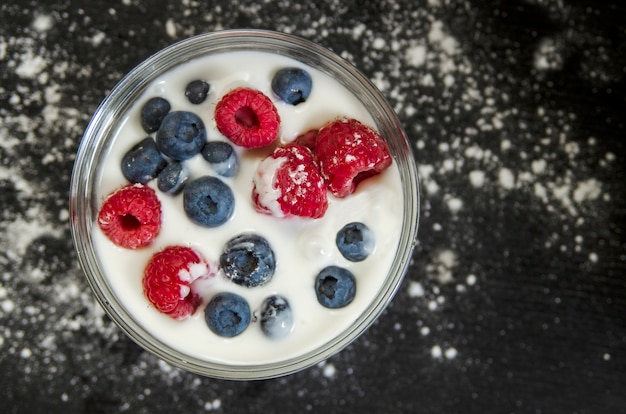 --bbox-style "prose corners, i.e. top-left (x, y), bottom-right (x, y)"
top-left (70, 29), bottom-right (420, 380)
